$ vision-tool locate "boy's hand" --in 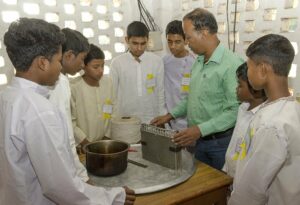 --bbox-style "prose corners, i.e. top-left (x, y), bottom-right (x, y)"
top-left (103, 136), bottom-right (111, 140)
top-left (150, 113), bottom-right (174, 127)
top-left (123, 186), bottom-right (135, 205)
top-left (80, 138), bottom-right (90, 154)
top-left (86, 179), bottom-right (94, 185)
